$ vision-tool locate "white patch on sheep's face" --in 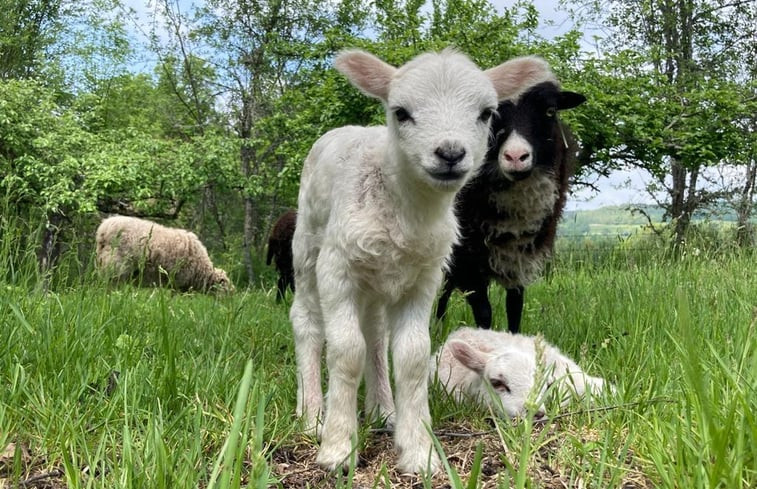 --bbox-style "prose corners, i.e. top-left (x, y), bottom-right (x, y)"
top-left (385, 52), bottom-right (498, 193)
top-left (498, 130), bottom-right (534, 176)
